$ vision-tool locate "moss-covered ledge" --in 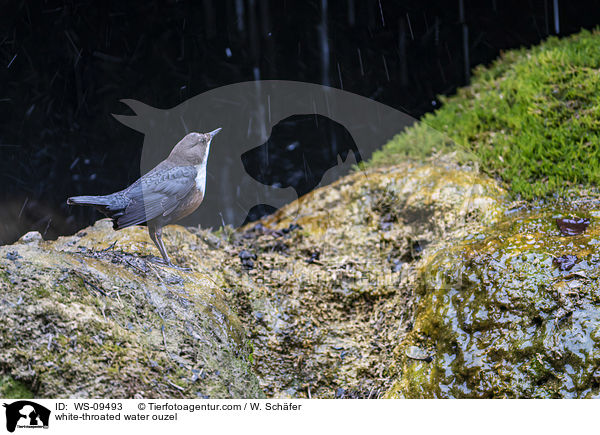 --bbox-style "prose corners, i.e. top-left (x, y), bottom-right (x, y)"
top-left (3, 159), bottom-right (600, 399)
